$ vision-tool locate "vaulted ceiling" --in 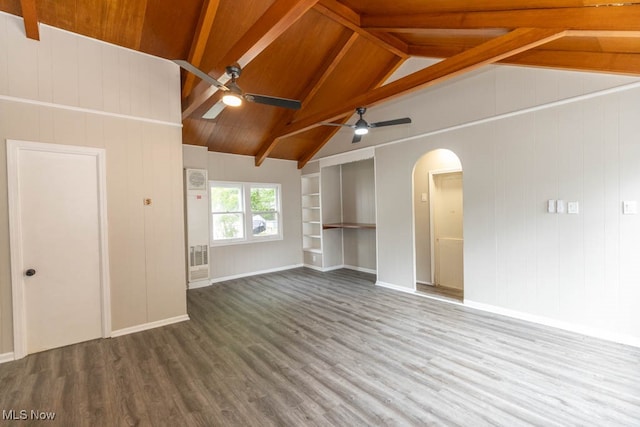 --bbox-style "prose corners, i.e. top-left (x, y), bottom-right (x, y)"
top-left (3, 0), bottom-right (640, 167)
